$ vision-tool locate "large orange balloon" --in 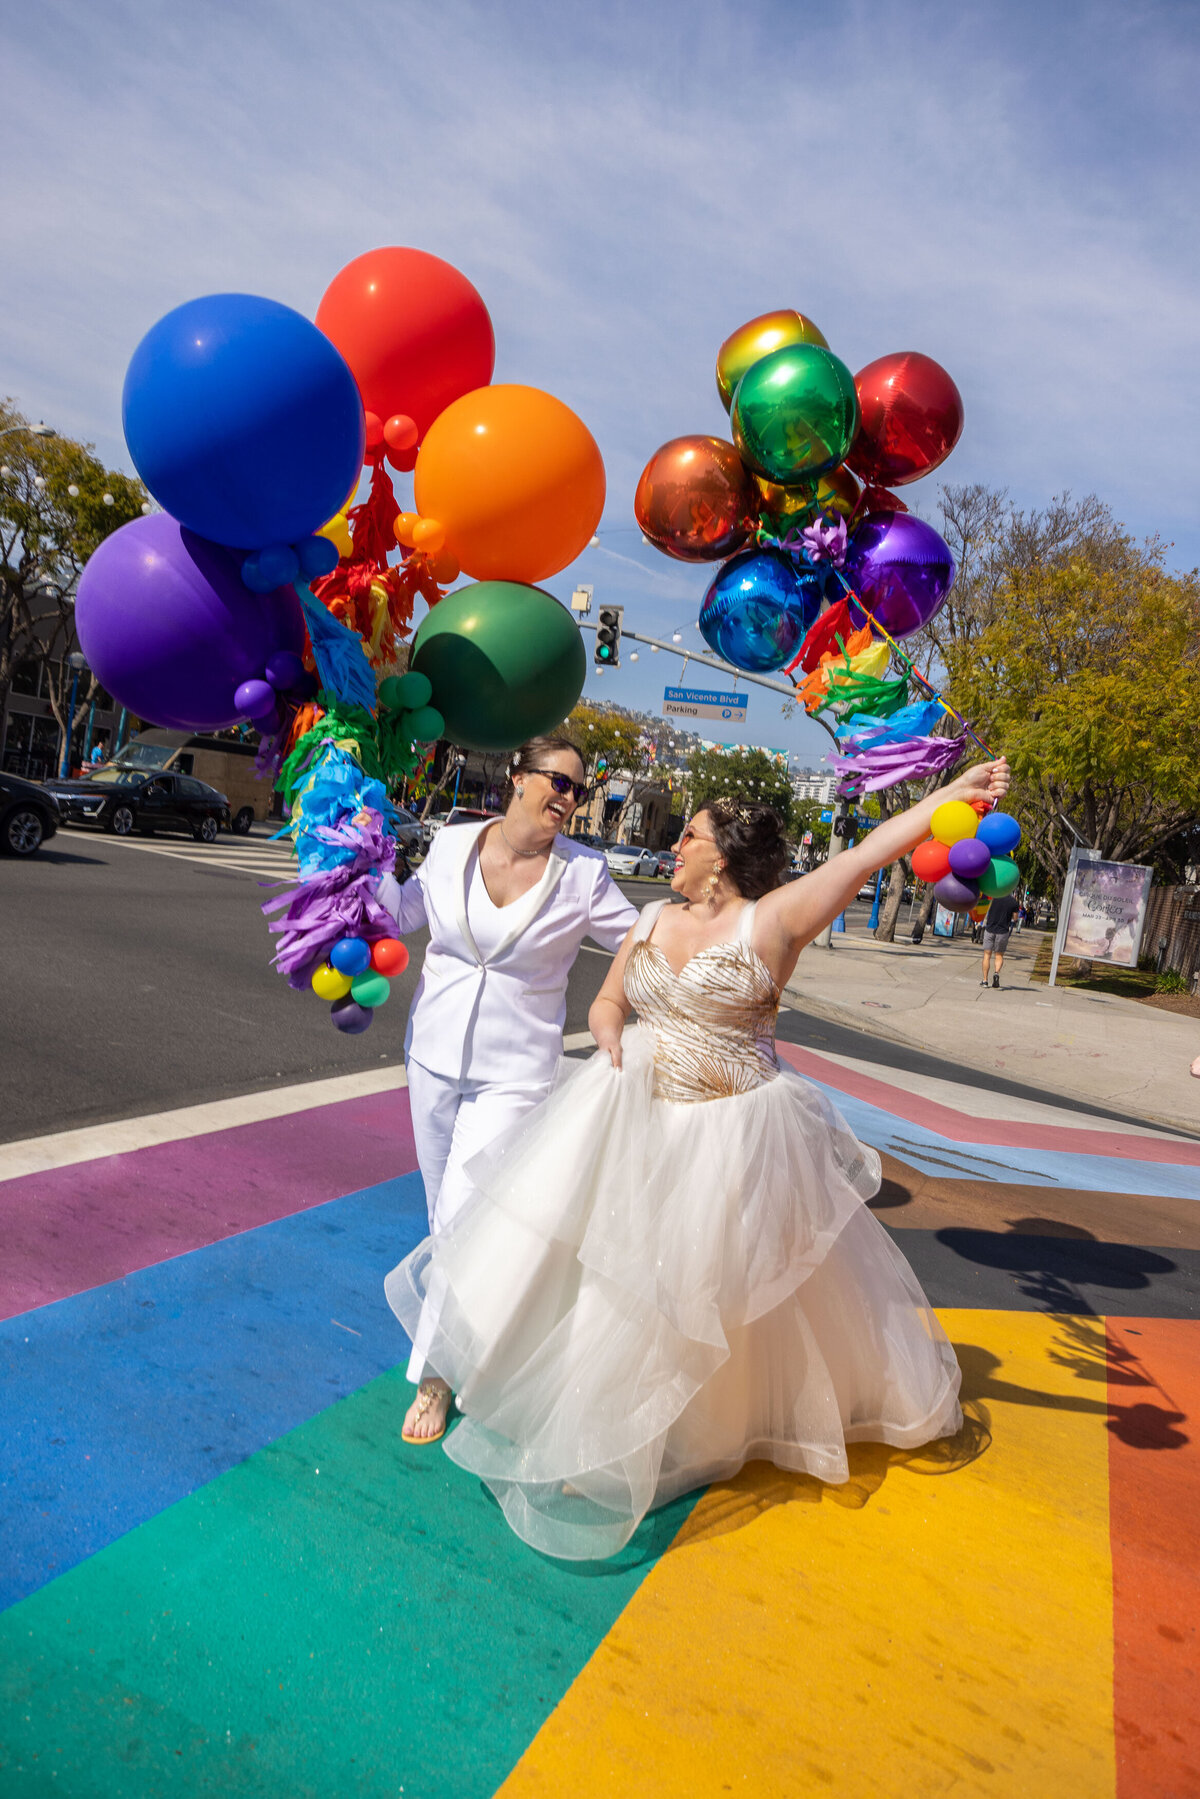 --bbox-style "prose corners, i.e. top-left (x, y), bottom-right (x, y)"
top-left (414, 385), bottom-right (605, 583)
